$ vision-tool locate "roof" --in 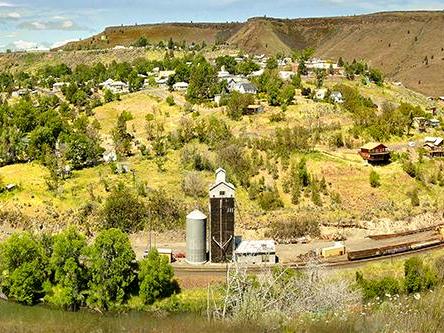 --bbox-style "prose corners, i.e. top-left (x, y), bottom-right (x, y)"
top-left (186, 209), bottom-right (207, 220)
top-left (237, 82), bottom-right (257, 91)
top-left (235, 240), bottom-right (276, 255)
top-left (322, 242), bottom-right (345, 251)
top-left (361, 142), bottom-right (387, 150)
